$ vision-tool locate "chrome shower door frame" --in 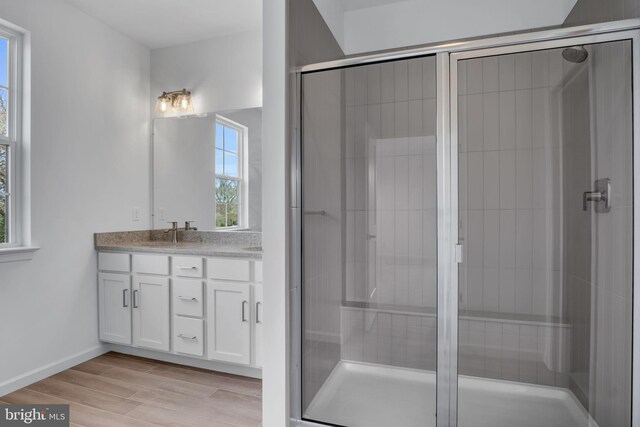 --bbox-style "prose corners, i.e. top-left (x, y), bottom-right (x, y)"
top-left (449, 28), bottom-right (640, 427)
top-left (291, 19), bottom-right (640, 427)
